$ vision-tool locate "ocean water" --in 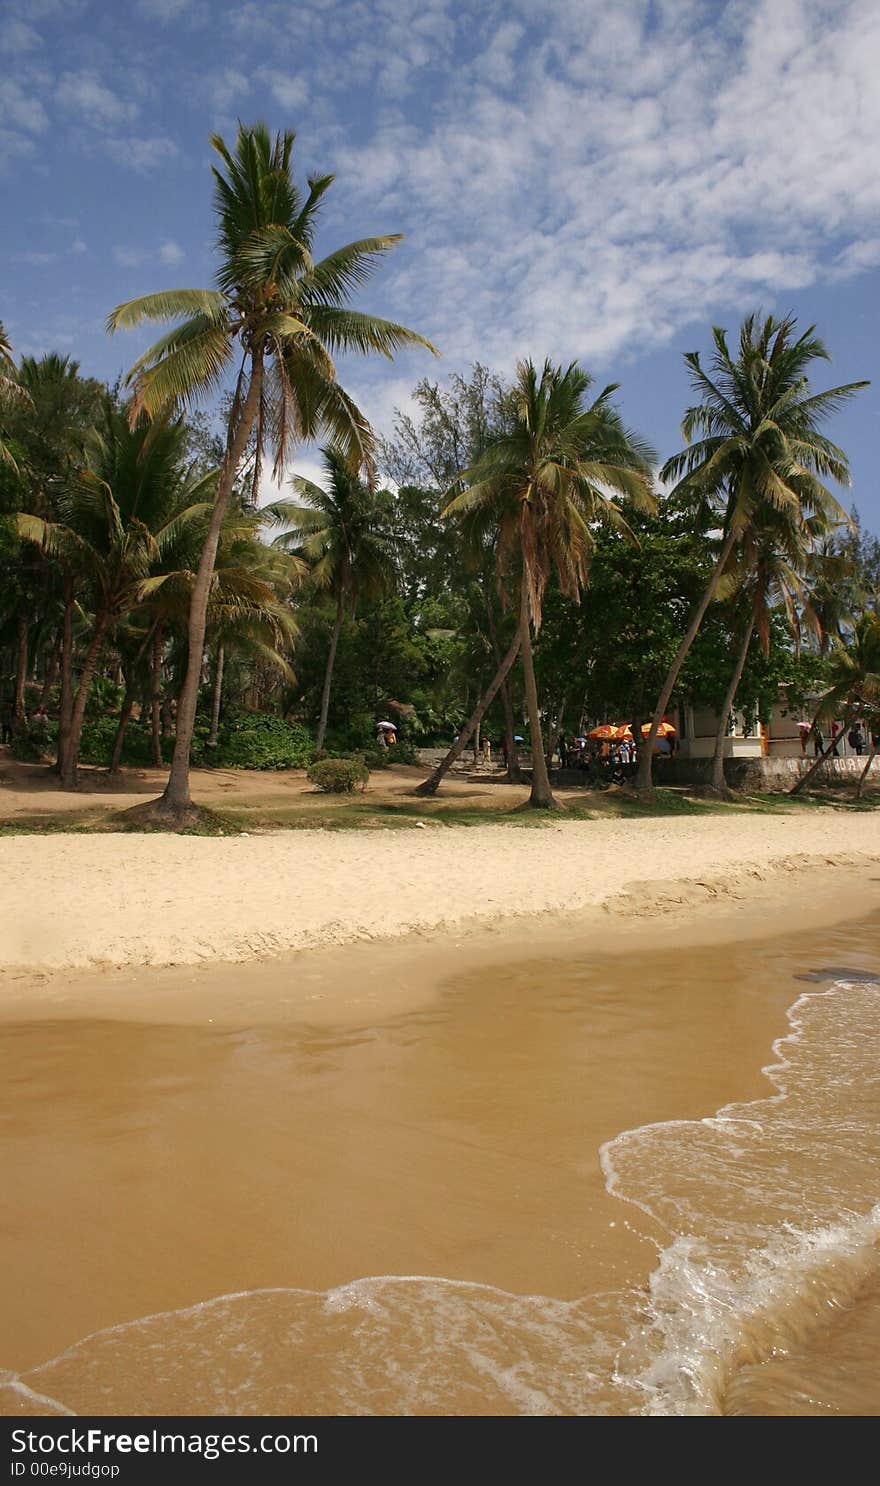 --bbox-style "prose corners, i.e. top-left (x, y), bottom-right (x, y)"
top-left (1, 915), bottom-right (878, 1416)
